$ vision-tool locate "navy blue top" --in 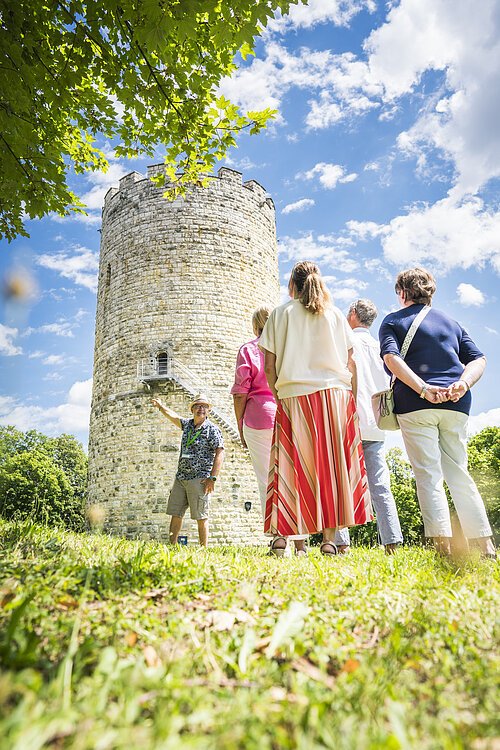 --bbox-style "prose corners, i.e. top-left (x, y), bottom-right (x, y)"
top-left (379, 304), bottom-right (484, 415)
top-left (176, 418), bottom-right (224, 480)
